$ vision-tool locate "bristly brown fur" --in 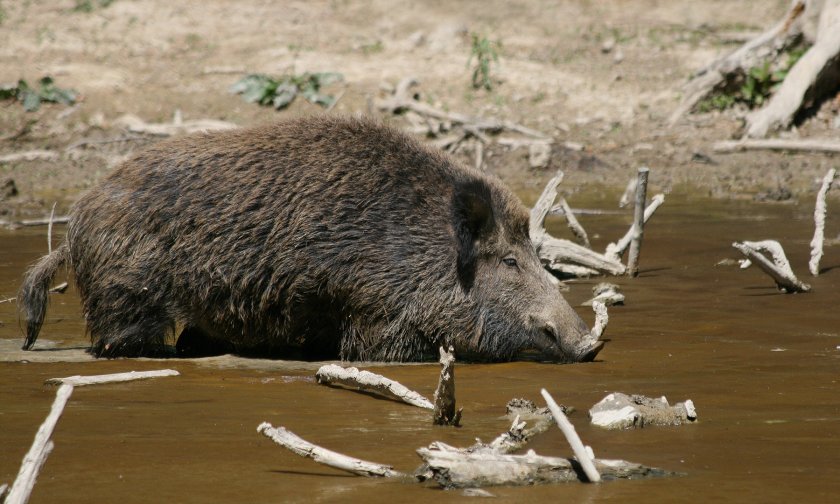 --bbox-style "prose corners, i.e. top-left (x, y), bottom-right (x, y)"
top-left (19, 116), bottom-right (593, 361)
